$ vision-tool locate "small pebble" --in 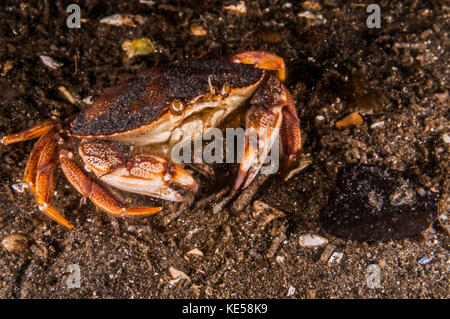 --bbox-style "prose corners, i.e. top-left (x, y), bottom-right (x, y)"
top-left (224, 1), bottom-right (247, 14)
top-left (276, 255), bottom-right (285, 263)
top-left (299, 234), bottom-right (328, 247)
top-left (169, 267), bottom-right (190, 281)
top-left (122, 38), bottom-right (155, 58)
top-left (370, 121), bottom-right (385, 129)
top-left (336, 112), bottom-right (363, 128)
top-left (190, 24), bottom-right (207, 36)
top-left (40, 55), bottom-right (63, 69)
top-left (58, 86), bottom-right (77, 104)
top-left (2, 60), bottom-right (14, 76)
top-left (82, 96), bottom-right (94, 105)
top-left (302, 1), bottom-right (322, 11)
top-left (186, 248), bottom-right (204, 257)
top-left (287, 286), bottom-right (296, 297)
top-left (2, 234), bottom-right (29, 255)
top-left (443, 133), bottom-right (450, 144)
